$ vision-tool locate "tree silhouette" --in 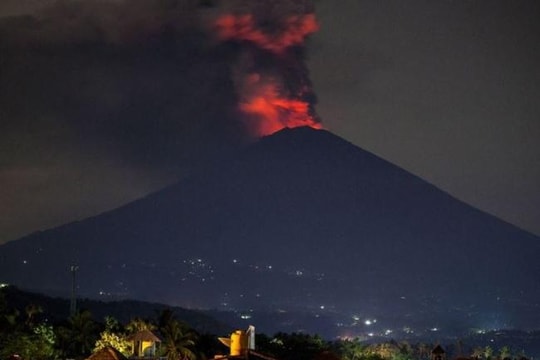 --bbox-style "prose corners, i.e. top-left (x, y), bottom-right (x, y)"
top-left (158, 309), bottom-right (198, 360)
top-left (125, 316), bottom-right (156, 334)
top-left (330, 338), bottom-right (367, 360)
top-left (261, 332), bottom-right (329, 360)
top-left (57, 310), bottom-right (98, 358)
top-left (24, 303), bottom-right (43, 328)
